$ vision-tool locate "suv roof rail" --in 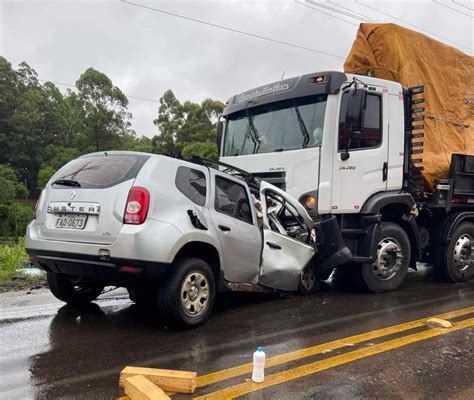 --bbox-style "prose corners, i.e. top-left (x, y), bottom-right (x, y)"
top-left (189, 155), bottom-right (261, 192)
